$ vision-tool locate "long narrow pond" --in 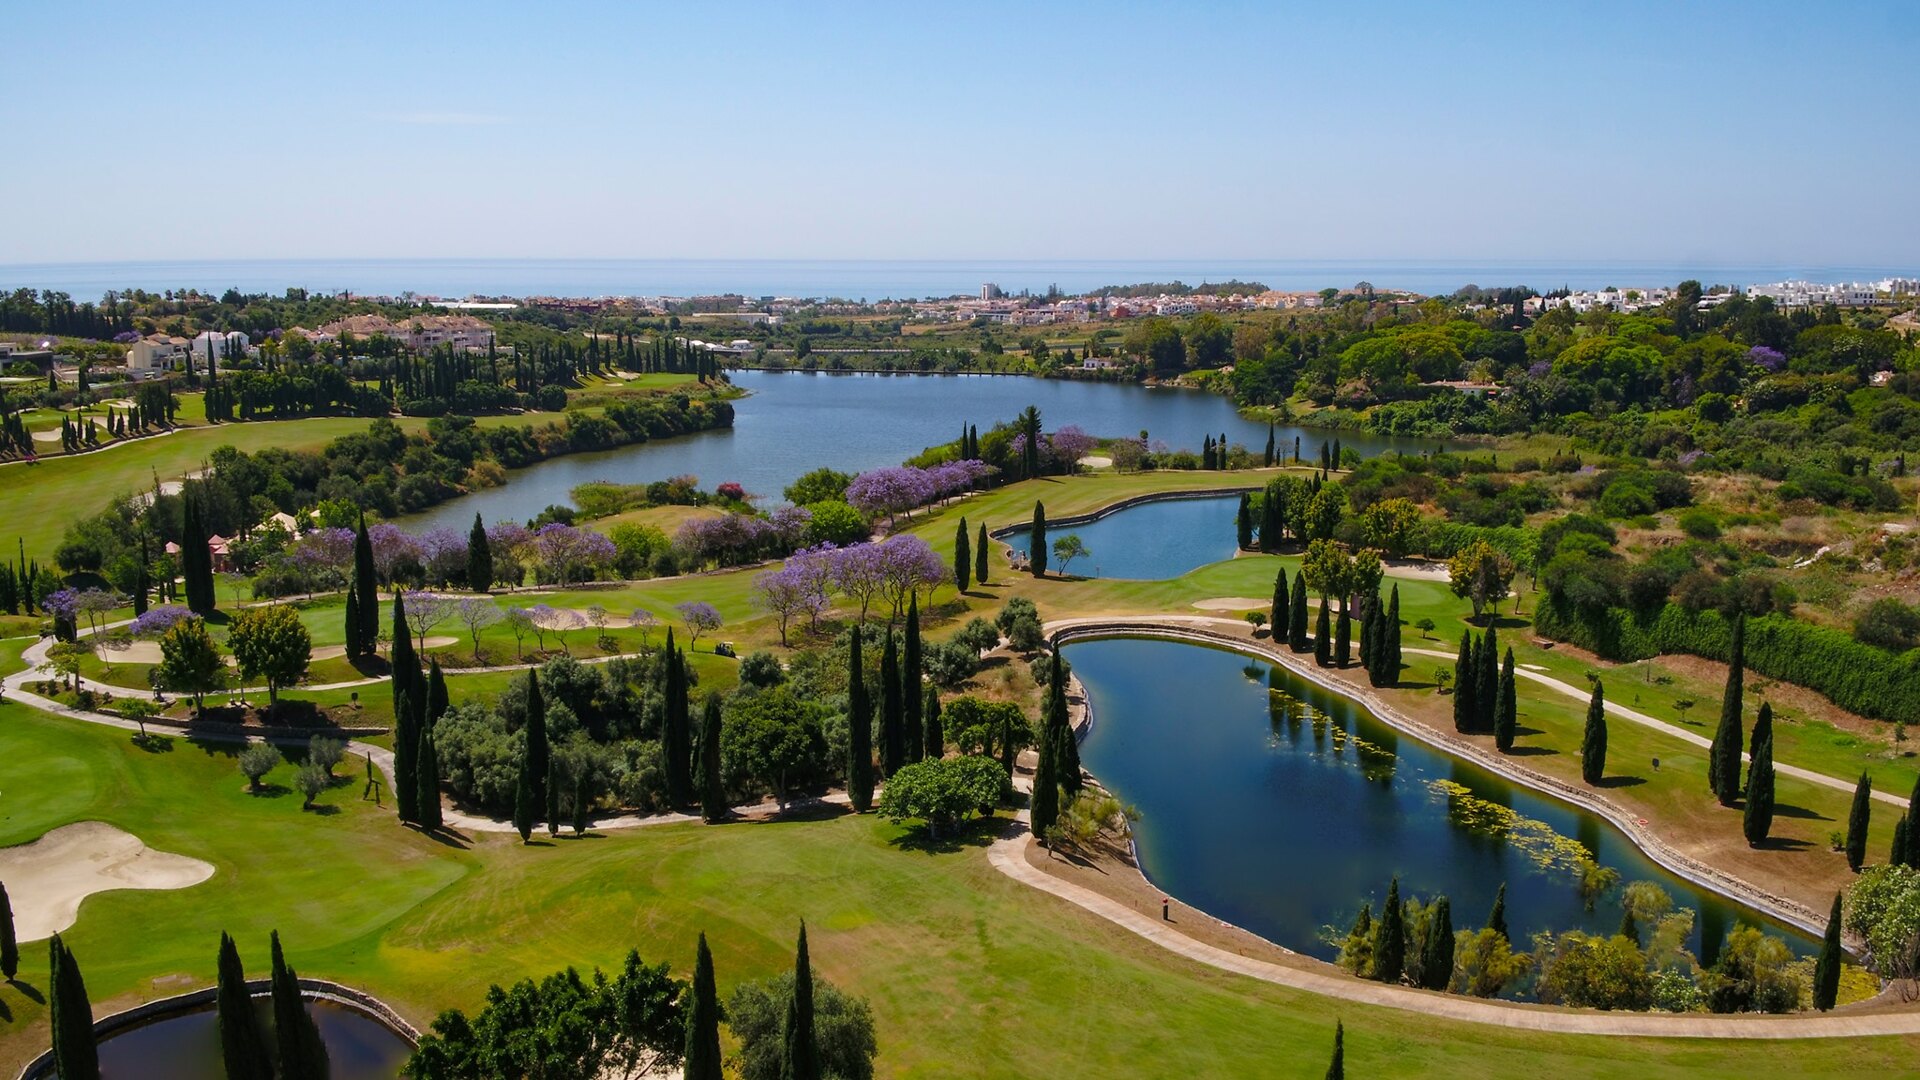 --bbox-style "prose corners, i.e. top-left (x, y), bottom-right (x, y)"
top-left (1003, 493), bottom-right (1242, 580)
top-left (1065, 636), bottom-right (1815, 965)
top-left (94, 999), bottom-right (410, 1079)
top-left (404, 370), bottom-right (1438, 531)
